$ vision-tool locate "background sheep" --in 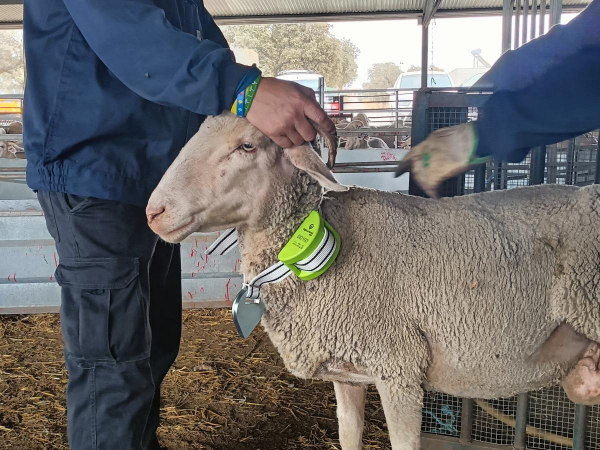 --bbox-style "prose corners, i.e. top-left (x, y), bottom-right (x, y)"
top-left (147, 113), bottom-right (600, 450)
top-left (0, 121), bottom-right (24, 159)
